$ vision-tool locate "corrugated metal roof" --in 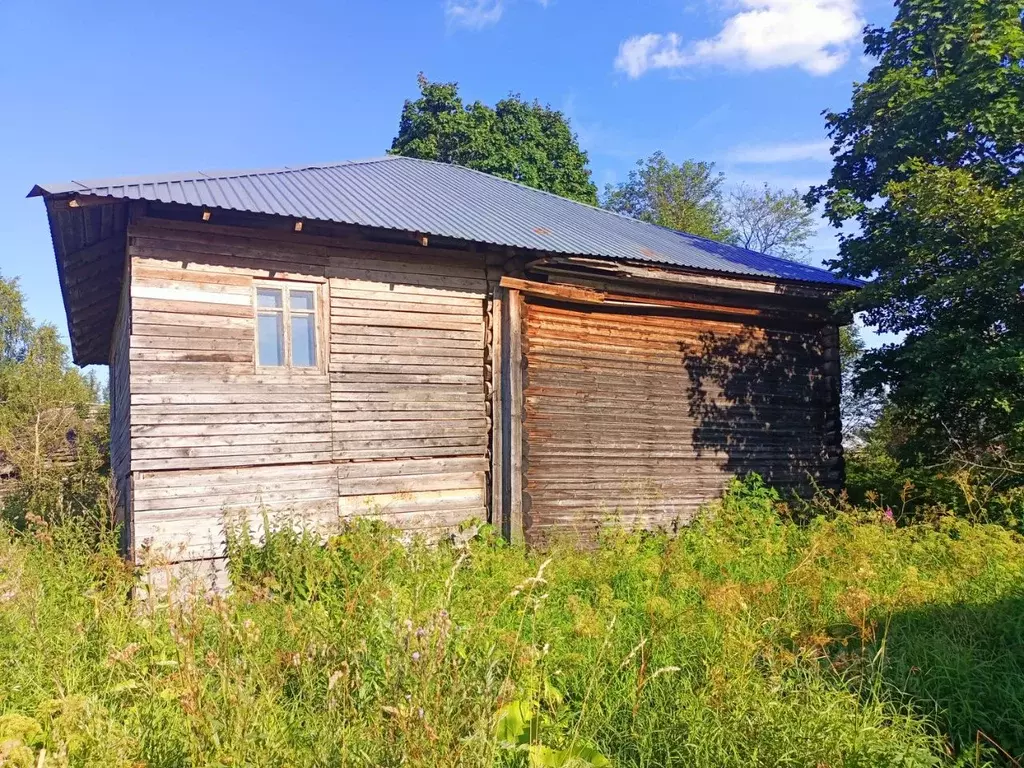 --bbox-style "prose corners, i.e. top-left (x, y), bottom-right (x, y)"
top-left (29, 156), bottom-right (859, 287)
